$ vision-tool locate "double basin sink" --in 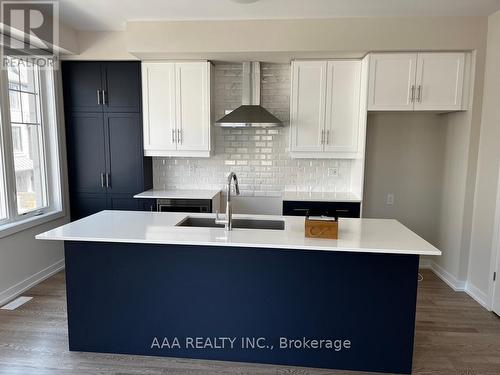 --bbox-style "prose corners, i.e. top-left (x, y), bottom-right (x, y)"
top-left (176, 216), bottom-right (285, 230)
